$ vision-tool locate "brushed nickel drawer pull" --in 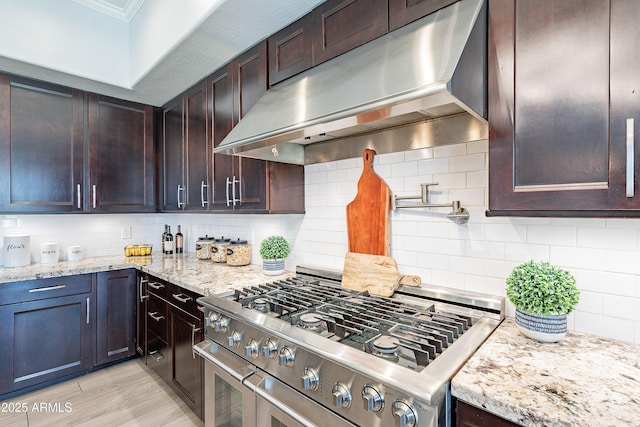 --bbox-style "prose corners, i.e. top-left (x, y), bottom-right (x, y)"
top-left (148, 282), bottom-right (164, 290)
top-left (28, 284), bottom-right (66, 293)
top-left (86, 297), bottom-right (90, 324)
top-left (148, 312), bottom-right (165, 322)
top-left (172, 293), bottom-right (192, 303)
top-left (149, 350), bottom-right (164, 362)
